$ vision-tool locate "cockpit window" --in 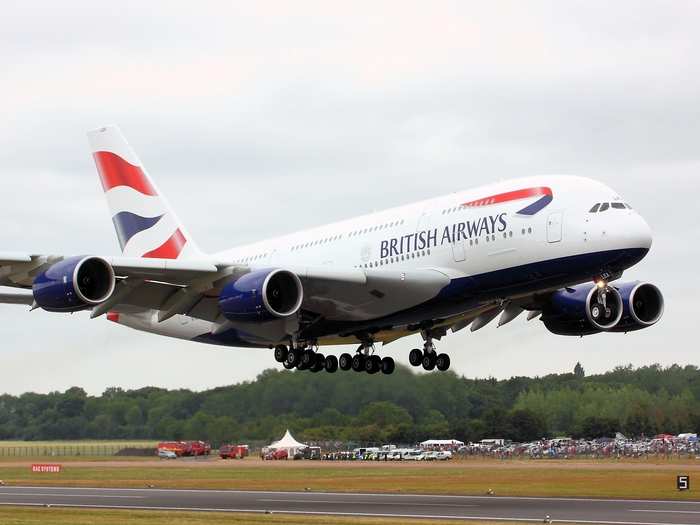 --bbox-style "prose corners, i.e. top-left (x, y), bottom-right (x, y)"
top-left (611, 202), bottom-right (626, 209)
top-left (599, 202), bottom-right (610, 212)
top-left (589, 203), bottom-right (600, 213)
top-left (625, 203), bottom-right (633, 209)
